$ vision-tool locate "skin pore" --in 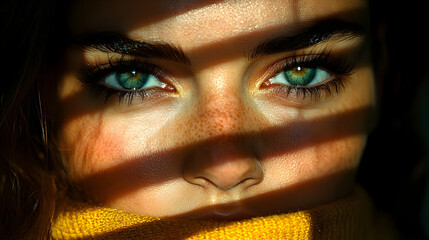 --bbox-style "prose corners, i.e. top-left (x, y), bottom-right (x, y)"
top-left (55, 0), bottom-right (375, 219)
